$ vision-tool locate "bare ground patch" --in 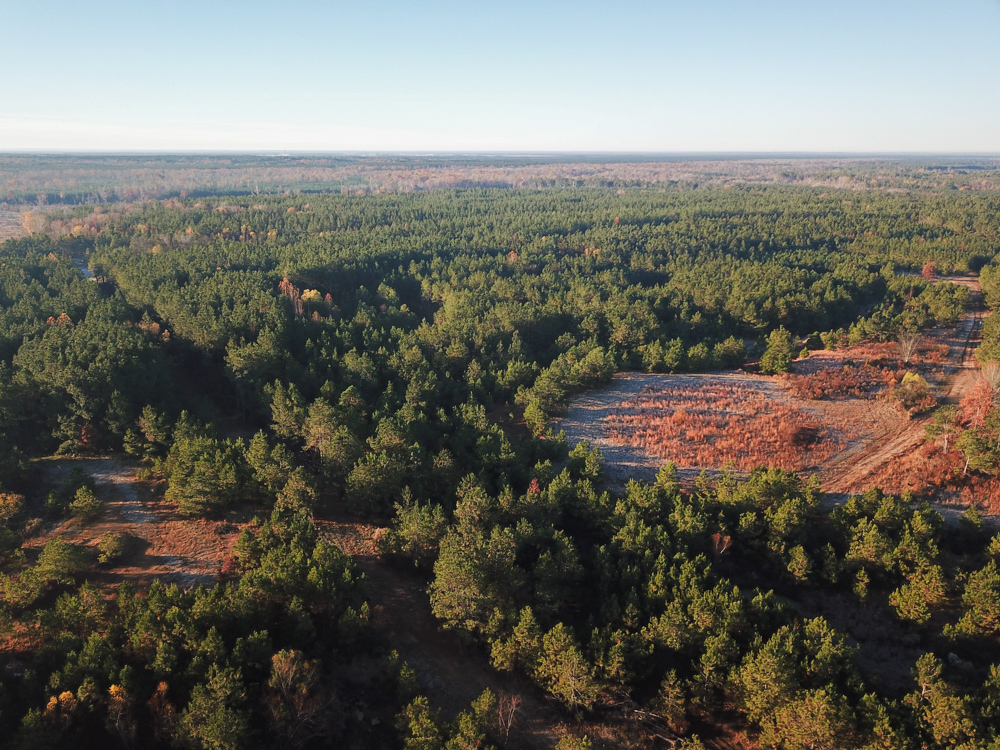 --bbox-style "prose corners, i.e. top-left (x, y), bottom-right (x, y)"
top-left (557, 301), bottom-right (984, 499)
top-left (0, 210), bottom-right (24, 243)
top-left (556, 370), bottom-right (888, 490)
top-left (25, 457), bottom-right (244, 587)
